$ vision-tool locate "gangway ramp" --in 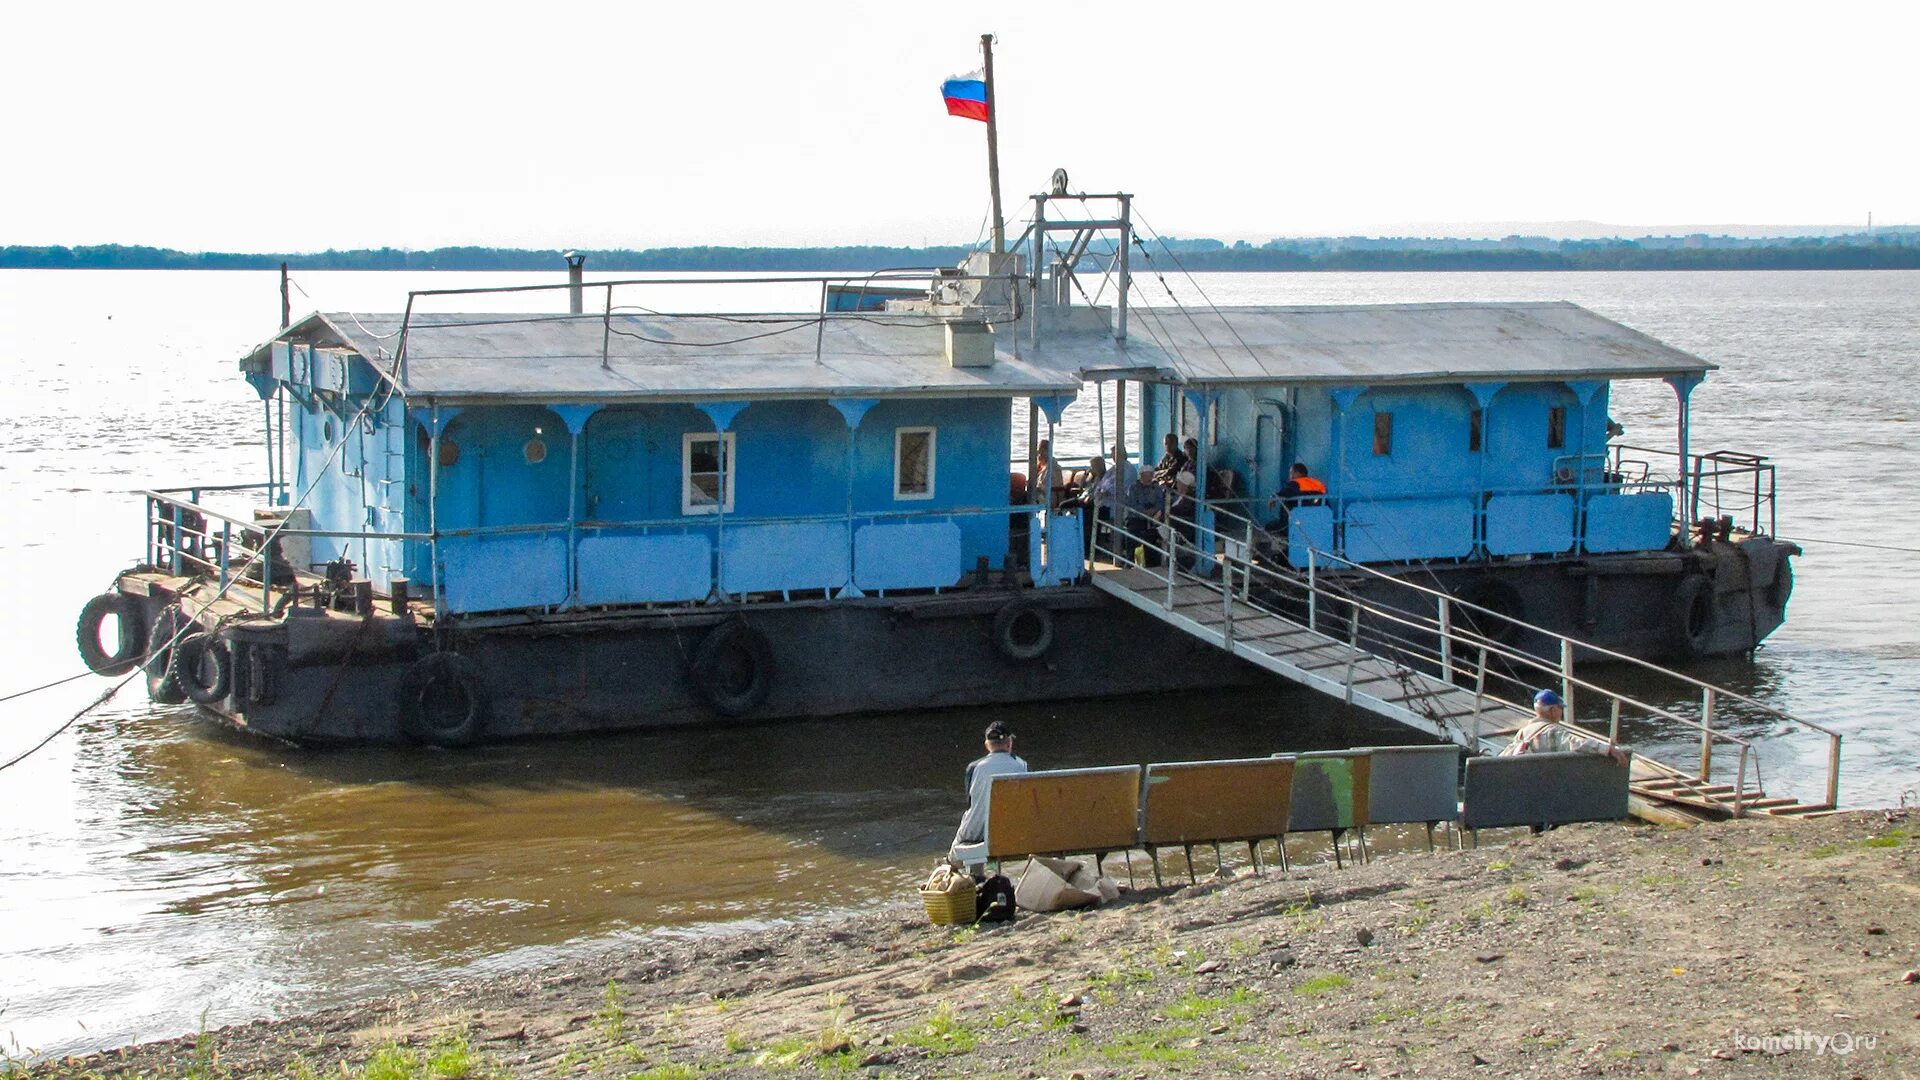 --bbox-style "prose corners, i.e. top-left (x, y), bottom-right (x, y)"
top-left (1087, 526), bottom-right (1840, 823)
